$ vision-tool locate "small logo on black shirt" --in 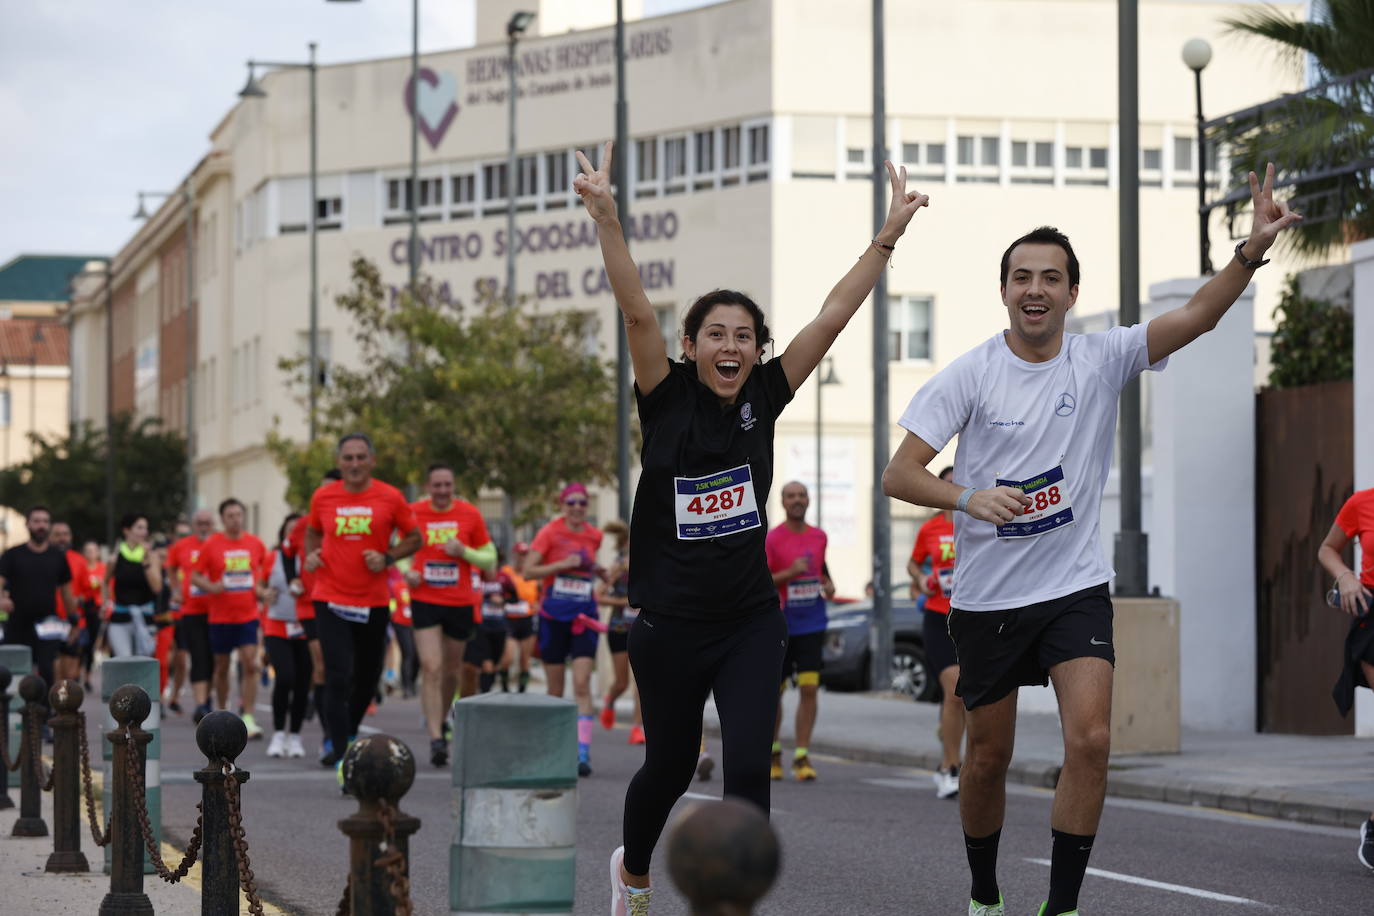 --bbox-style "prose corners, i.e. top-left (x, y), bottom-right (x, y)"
top-left (740, 402), bottom-right (756, 431)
